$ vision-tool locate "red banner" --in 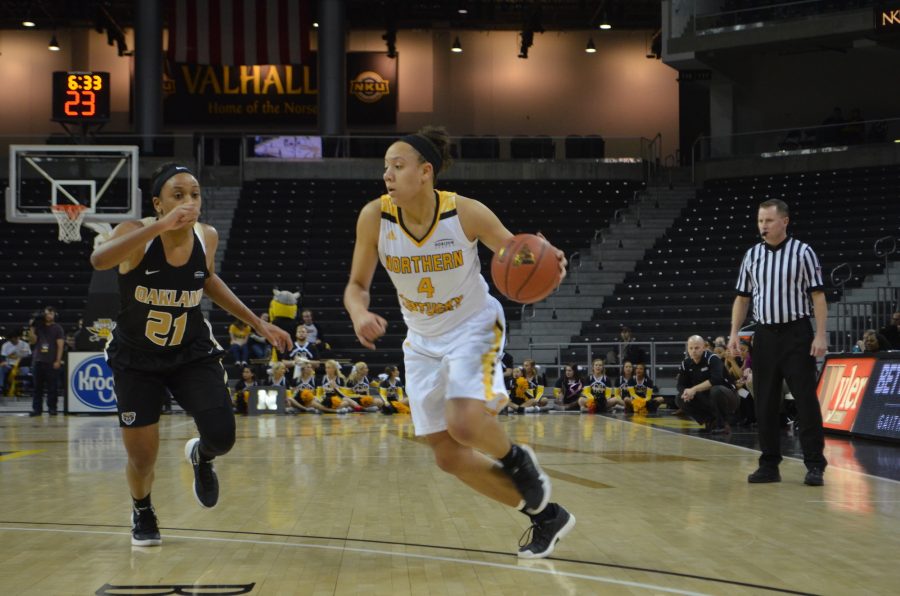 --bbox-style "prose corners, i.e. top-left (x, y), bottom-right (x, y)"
top-left (167, 0), bottom-right (311, 66)
top-left (817, 356), bottom-right (875, 432)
